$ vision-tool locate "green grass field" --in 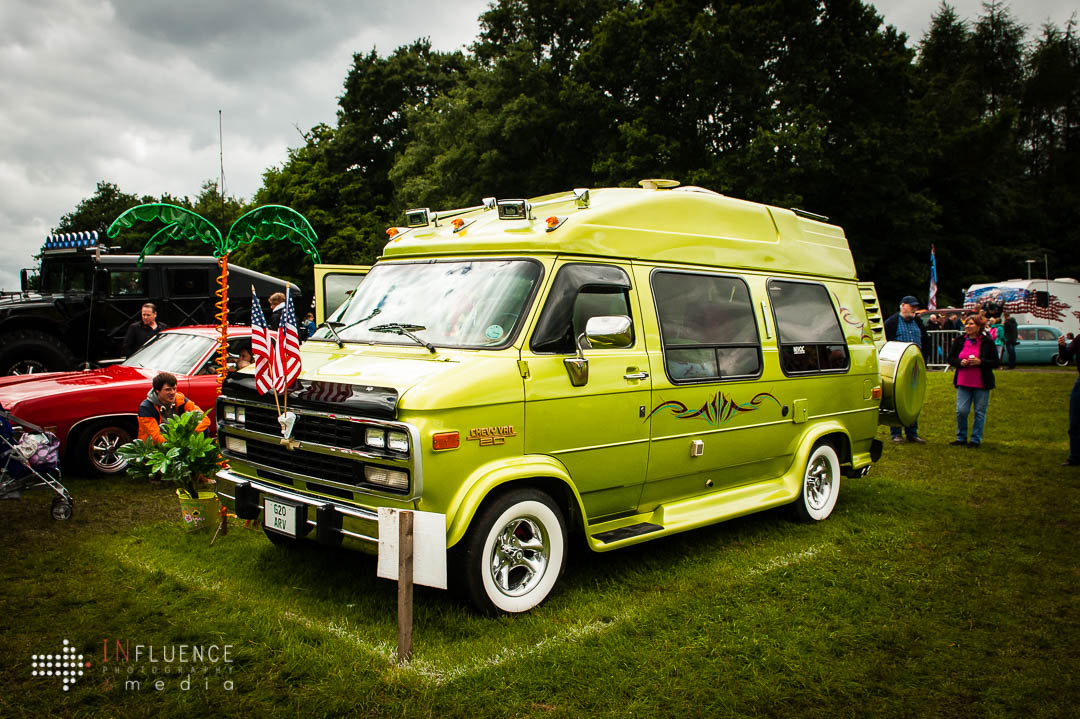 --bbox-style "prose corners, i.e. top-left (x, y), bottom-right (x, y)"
top-left (1, 370), bottom-right (1077, 718)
